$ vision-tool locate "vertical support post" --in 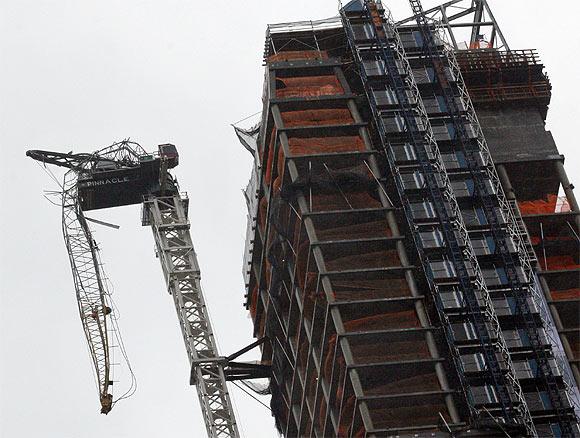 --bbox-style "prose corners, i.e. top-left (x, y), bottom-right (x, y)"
top-left (469, 0), bottom-right (485, 48)
top-left (481, 0), bottom-right (510, 50)
top-left (440, 5), bottom-right (458, 50)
